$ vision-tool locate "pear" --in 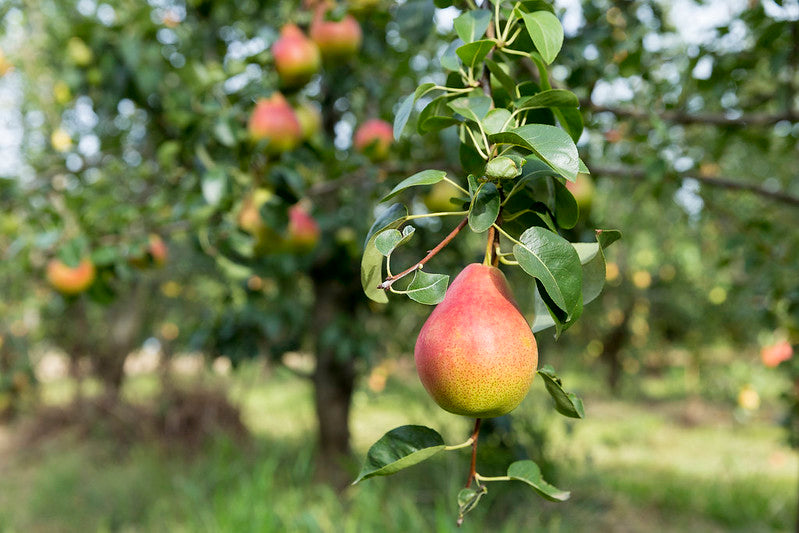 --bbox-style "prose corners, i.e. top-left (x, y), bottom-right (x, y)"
top-left (414, 263), bottom-right (538, 418)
